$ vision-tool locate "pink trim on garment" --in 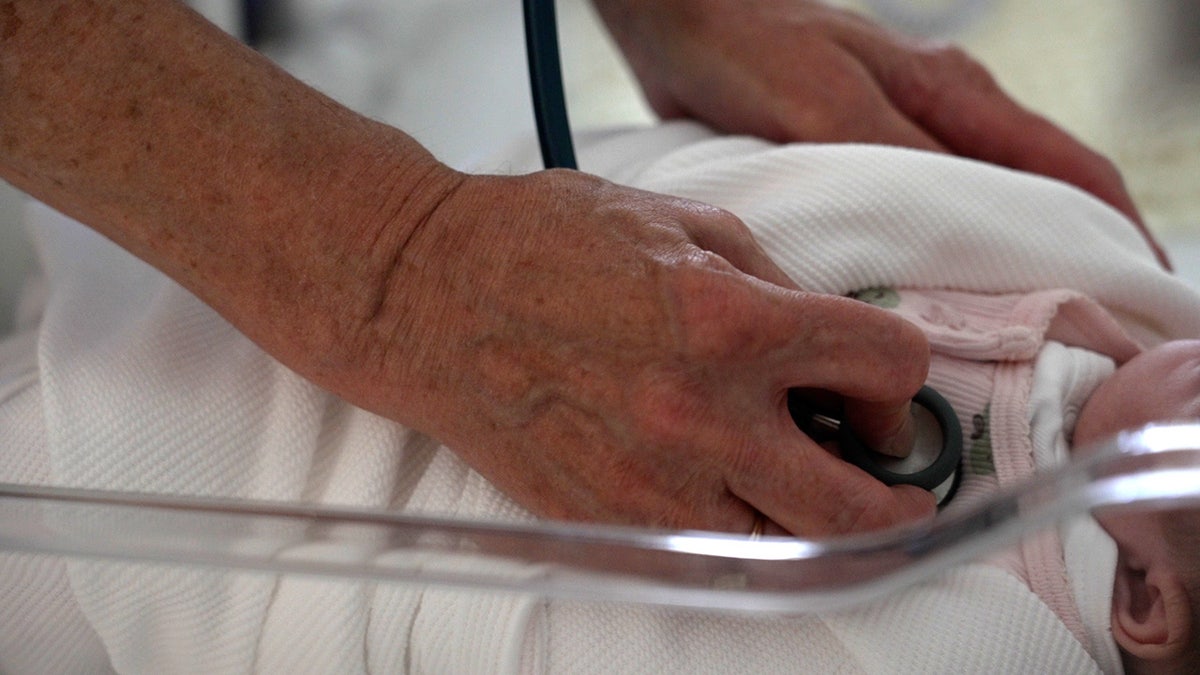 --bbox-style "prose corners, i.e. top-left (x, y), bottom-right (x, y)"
top-left (880, 287), bottom-right (1142, 651)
